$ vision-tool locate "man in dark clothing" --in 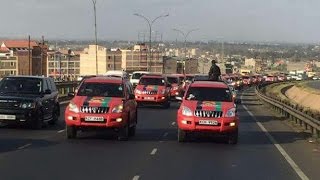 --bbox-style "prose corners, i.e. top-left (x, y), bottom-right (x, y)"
top-left (208, 60), bottom-right (221, 81)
